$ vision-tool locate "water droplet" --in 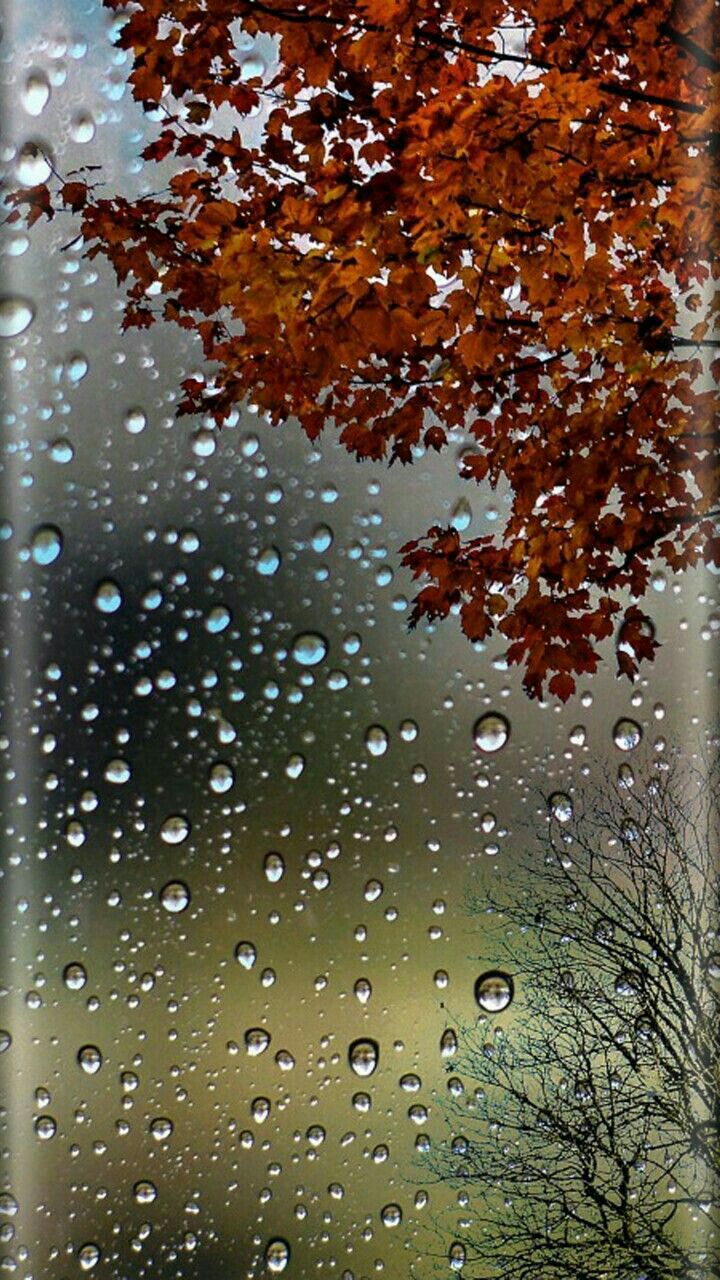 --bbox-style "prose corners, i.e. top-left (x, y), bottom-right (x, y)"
top-left (252, 1096), bottom-right (271, 1123)
top-left (475, 971), bottom-right (514, 1012)
top-left (159, 880), bottom-right (191, 913)
top-left (149, 1116), bottom-right (173, 1141)
top-left (209, 762), bottom-right (234, 793)
top-left (449, 1242), bottom-right (467, 1271)
top-left (133, 1180), bottom-right (157, 1204)
top-left (615, 970), bottom-right (642, 997)
top-left (440, 1027), bottom-right (458, 1058)
top-left (160, 814), bottom-right (190, 844)
top-left (365, 725), bottom-right (389, 757)
top-left (548, 792), bottom-right (573, 823)
top-left (245, 1027), bottom-right (271, 1056)
top-left (77, 1044), bottom-right (102, 1074)
top-left (0, 1031), bottom-right (12, 1053)
top-left (66, 353), bottom-right (88, 384)
top-left (205, 604), bottom-right (232, 633)
top-left (613, 718), bottom-right (642, 751)
top-left (291, 631), bottom-right (328, 666)
top-left (311, 523), bottom-right (333, 552)
top-left (264, 852), bottom-right (285, 883)
top-left (353, 977), bottom-right (372, 1004)
top-left (78, 1243), bottom-right (101, 1271)
top-left (235, 940), bottom-right (257, 969)
top-left (265, 1239), bottom-right (290, 1273)
top-left (70, 112), bottom-right (96, 143)
top-left (0, 296), bottom-right (35, 338)
top-left (257, 546), bottom-right (281, 576)
top-left (348, 1037), bottom-right (378, 1077)
top-left (104, 757), bottom-right (130, 784)
top-left (473, 712), bottom-right (510, 753)
top-left (285, 753), bottom-right (305, 779)
top-left (94, 578), bottom-right (123, 613)
top-left (192, 427), bottom-right (216, 457)
top-left (49, 436), bottom-right (74, 464)
top-left (34, 1114), bottom-right (57, 1140)
top-left (30, 524), bottom-right (63, 565)
top-left (450, 496), bottom-right (472, 531)
top-left (15, 140), bottom-right (52, 186)
top-left (63, 962), bottom-right (86, 990)
top-left (381, 1203), bottom-right (402, 1228)
top-left (123, 407), bottom-right (146, 435)
top-left (22, 71), bottom-right (51, 116)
